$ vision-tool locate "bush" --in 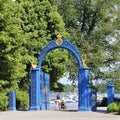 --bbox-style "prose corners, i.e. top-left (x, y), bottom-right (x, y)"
top-left (118, 106), bottom-right (120, 113)
top-left (0, 93), bottom-right (8, 111)
top-left (107, 102), bottom-right (119, 113)
top-left (16, 90), bottom-right (29, 110)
